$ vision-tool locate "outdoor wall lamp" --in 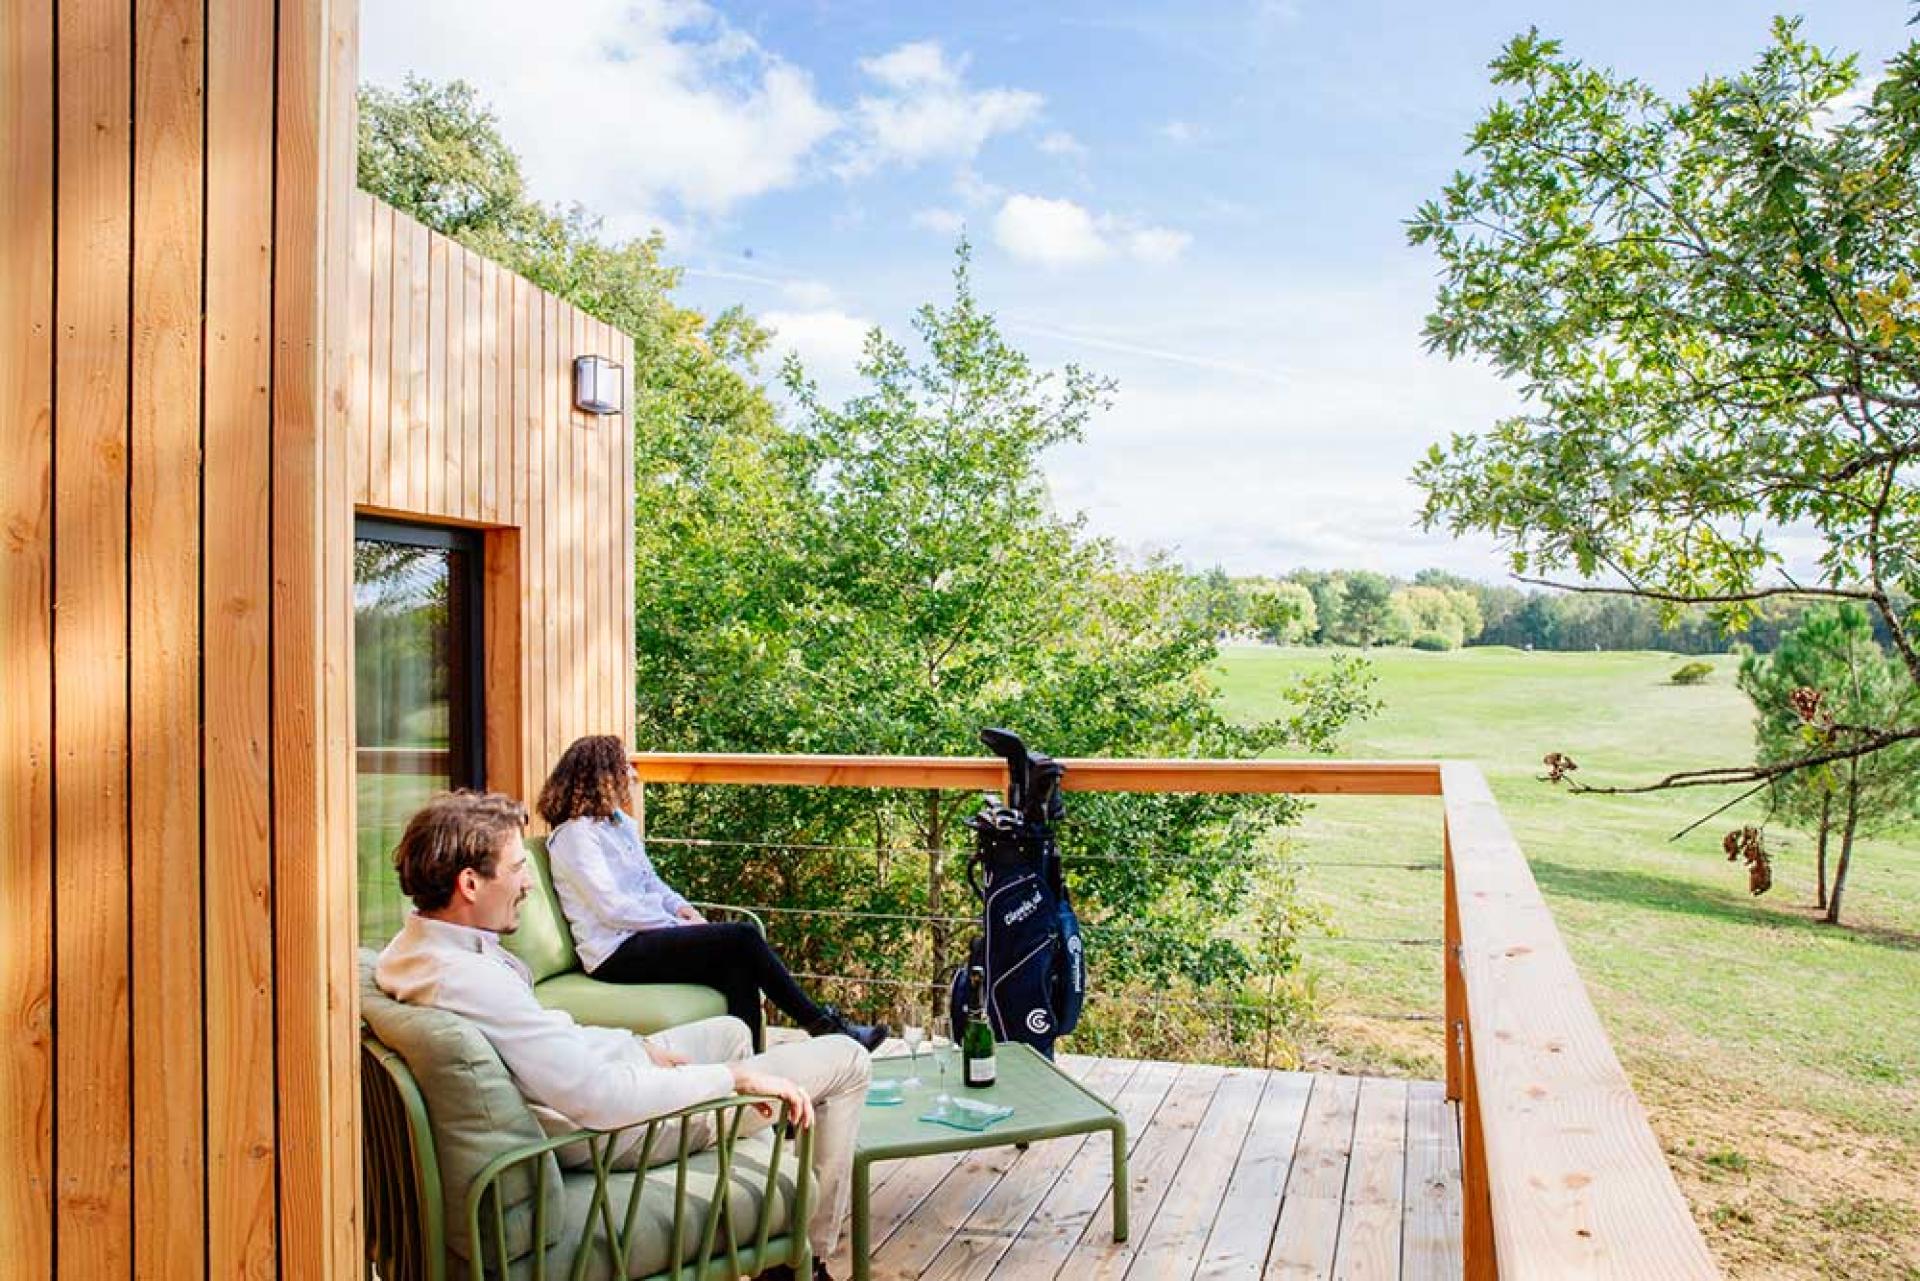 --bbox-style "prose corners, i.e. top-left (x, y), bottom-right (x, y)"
top-left (572, 355), bottom-right (624, 415)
